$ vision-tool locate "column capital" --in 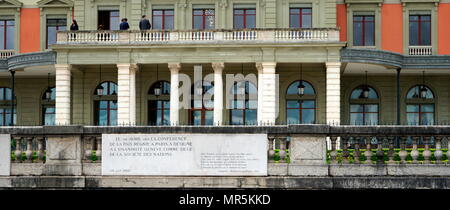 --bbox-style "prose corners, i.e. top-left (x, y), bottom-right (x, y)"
top-left (325, 62), bottom-right (341, 69)
top-left (168, 63), bottom-right (181, 73)
top-left (256, 62), bottom-right (277, 74)
top-left (212, 62), bottom-right (225, 72)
